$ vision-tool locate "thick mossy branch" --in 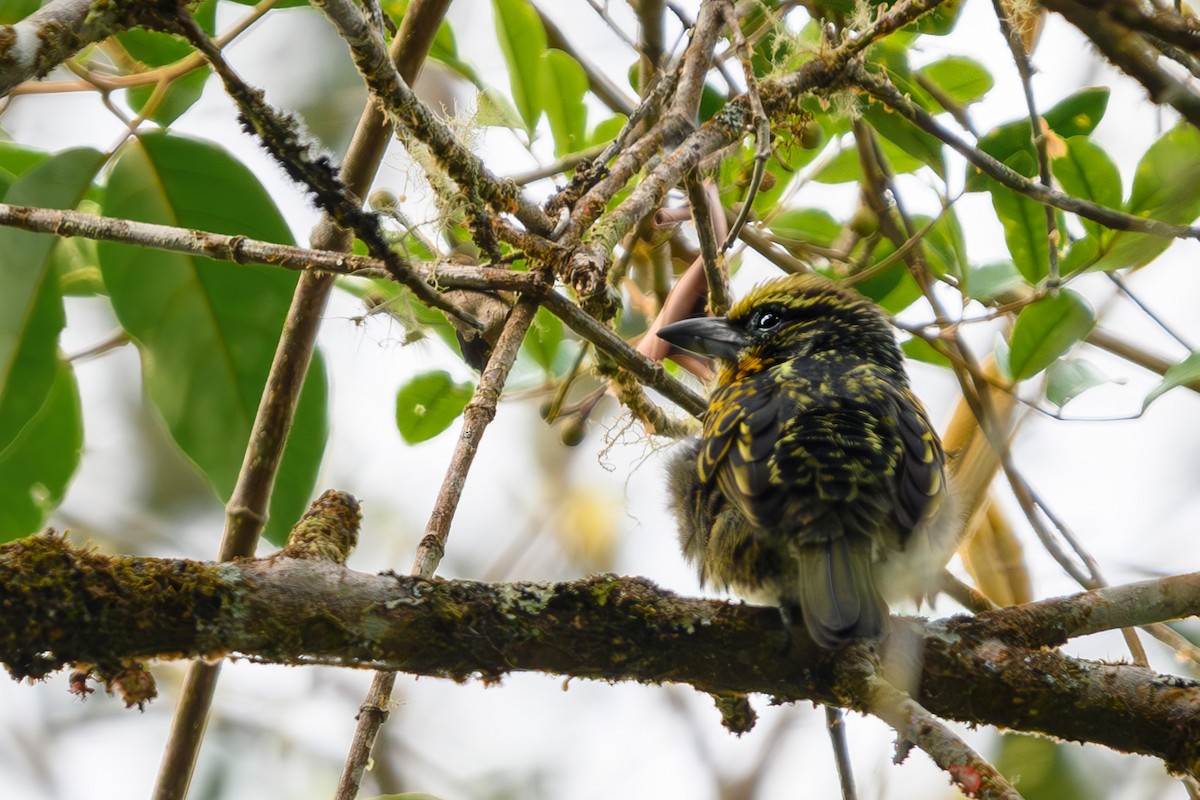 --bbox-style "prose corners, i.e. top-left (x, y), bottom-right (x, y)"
top-left (2, 531), bottom-right (1199, 776)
